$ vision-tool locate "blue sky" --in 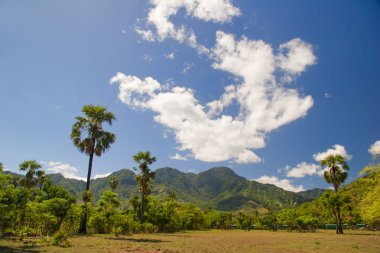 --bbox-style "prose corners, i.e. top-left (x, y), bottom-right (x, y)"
top-left (1, 0), bottom-right (379, 192)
